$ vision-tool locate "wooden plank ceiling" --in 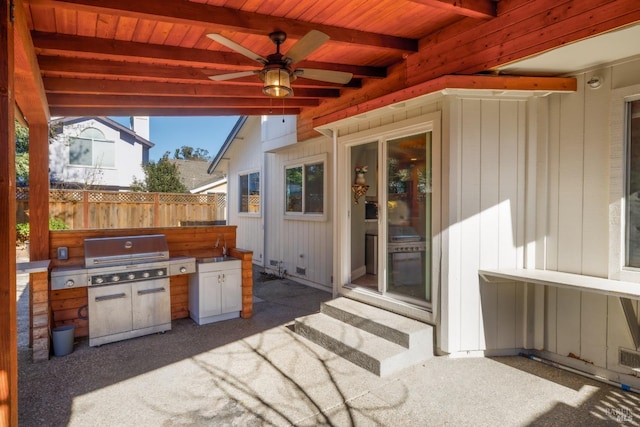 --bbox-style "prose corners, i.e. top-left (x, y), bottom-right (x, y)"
top-left (15, 0), bottom-right (640, 138)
